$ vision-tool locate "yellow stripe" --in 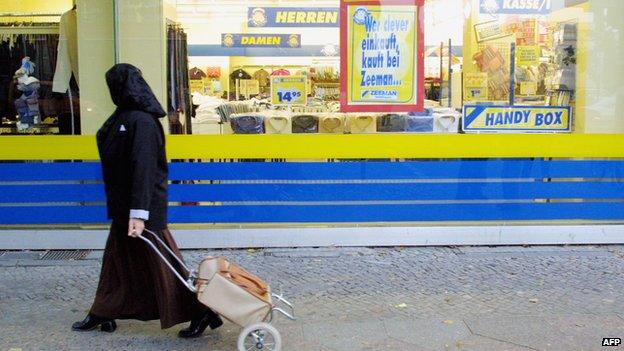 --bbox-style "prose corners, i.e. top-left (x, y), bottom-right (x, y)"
top-left (0, 134), bottom-right (622, 160)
